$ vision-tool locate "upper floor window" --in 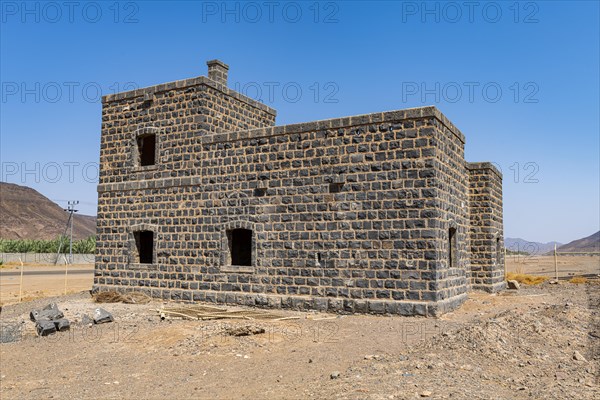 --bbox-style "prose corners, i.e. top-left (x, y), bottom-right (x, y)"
top-left (137, 133), bottom-right (156, 166)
